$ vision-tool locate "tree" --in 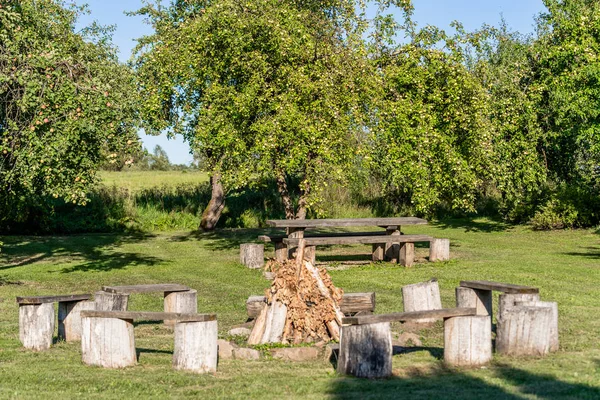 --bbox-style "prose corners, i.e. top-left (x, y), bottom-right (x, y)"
top-left (133, 0), bottom-right (373, 229)
top-left (0, 0), bottom-right (139, 226)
